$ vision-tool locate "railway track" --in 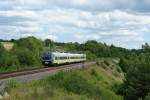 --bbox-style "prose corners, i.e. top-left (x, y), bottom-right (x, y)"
top-left (0, 62), bottom-right (97, 80)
